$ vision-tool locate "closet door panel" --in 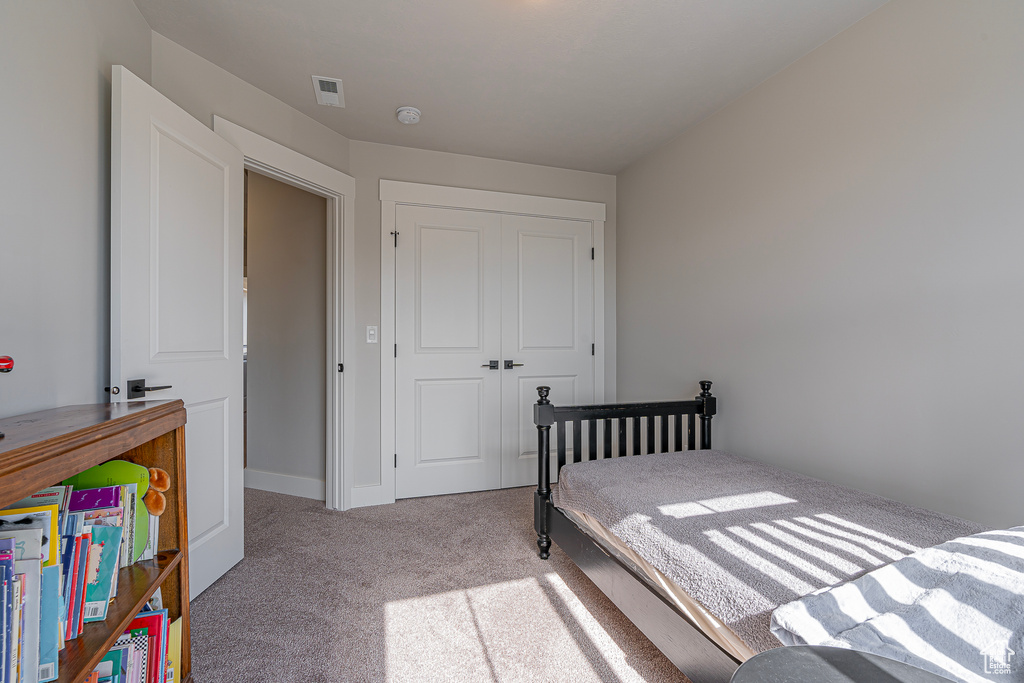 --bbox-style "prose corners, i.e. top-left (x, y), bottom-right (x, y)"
top-left (500, 215), bottom-right (594, 488)
top-left (394, 206), bottom-right (502, 498)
